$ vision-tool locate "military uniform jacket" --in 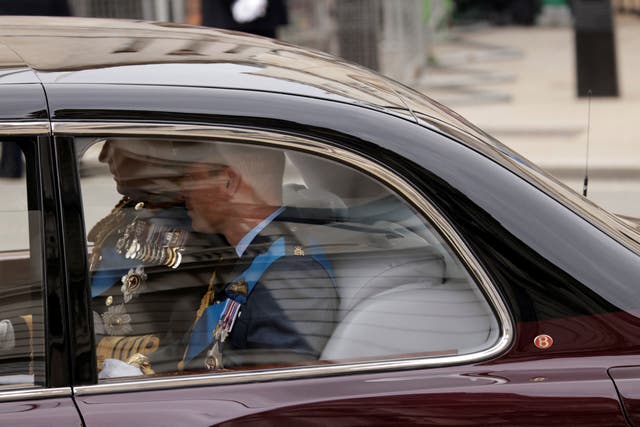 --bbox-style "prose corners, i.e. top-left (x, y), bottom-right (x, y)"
top-left (184, 211), bottom-right (340, 370)
top-left (89, 198), bottom-right (230, 374)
